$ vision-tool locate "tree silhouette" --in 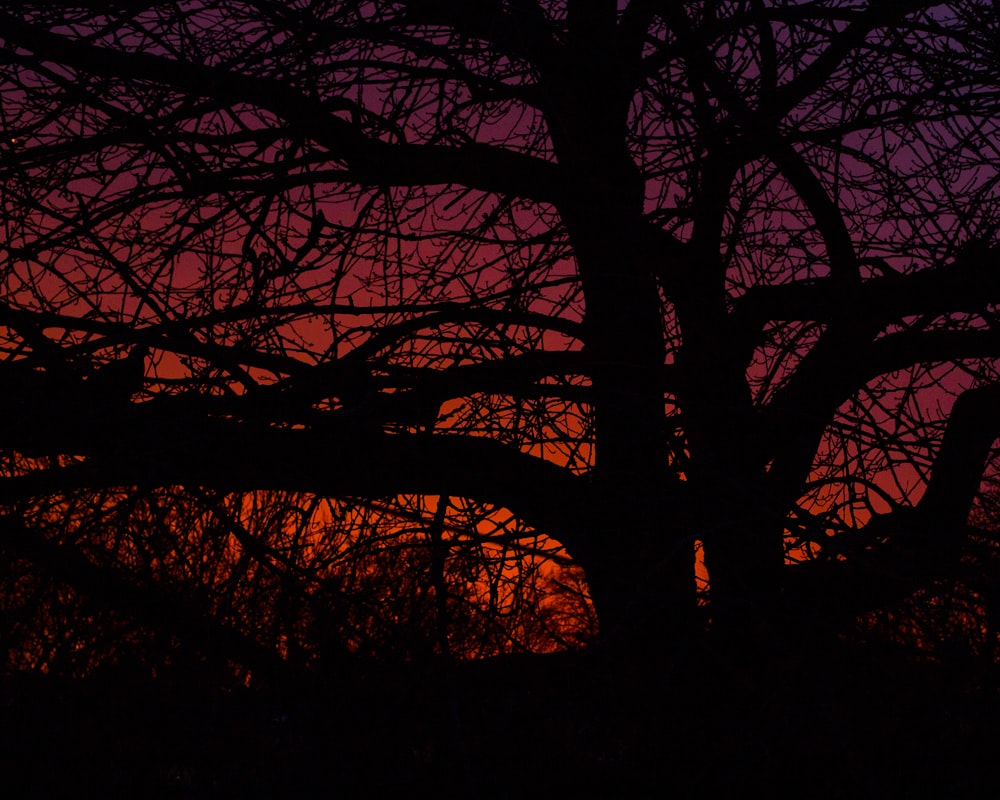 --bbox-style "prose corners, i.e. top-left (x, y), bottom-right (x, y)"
top-left (2, 0), bottom-right (1000, 684)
